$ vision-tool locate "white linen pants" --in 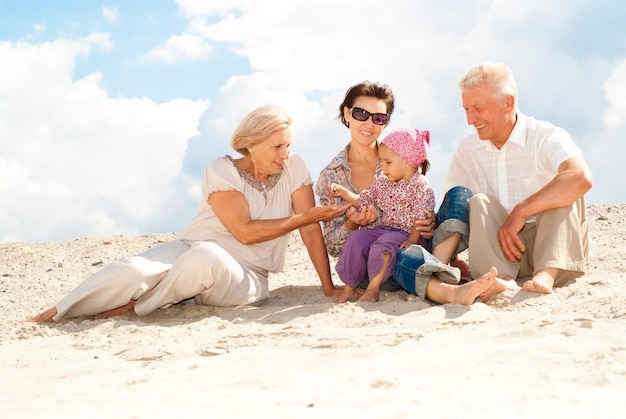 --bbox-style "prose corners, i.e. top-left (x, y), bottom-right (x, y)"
top-left (53, 240), bottom-right (269, 321)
